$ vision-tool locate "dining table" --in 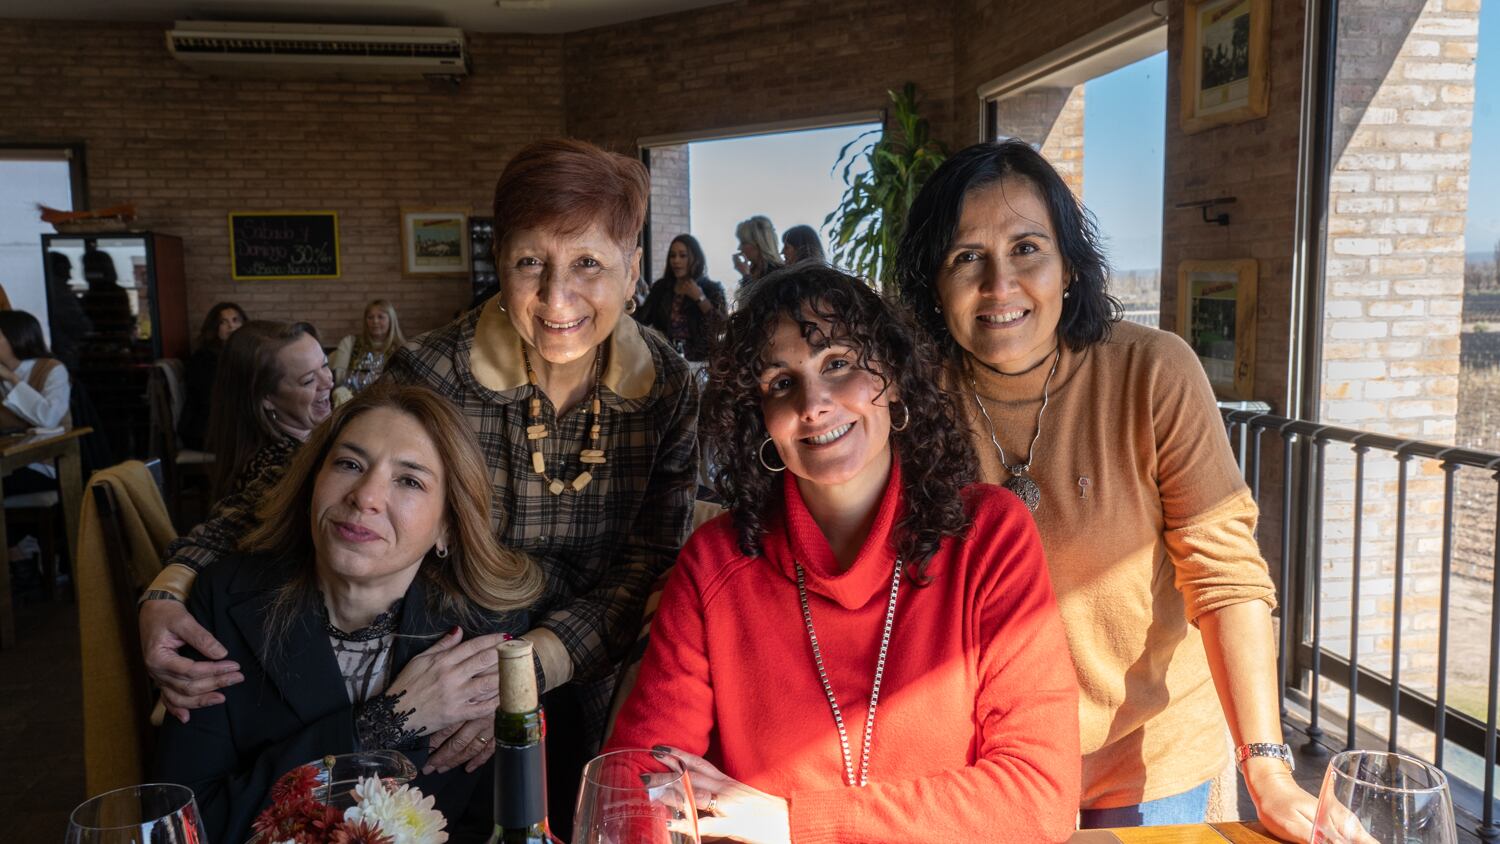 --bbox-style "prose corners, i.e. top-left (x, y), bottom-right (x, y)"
top-left (0, 426), bottom-right (91, 648)
top-left (1069, 822), bottom-right (1283, 843)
